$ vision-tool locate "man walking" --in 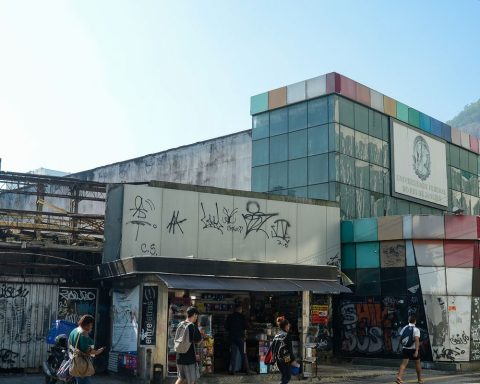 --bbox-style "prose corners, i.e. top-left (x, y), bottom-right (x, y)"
top-left (225, 303), bottom-right (255, 375)
top-left (175, 306), bottom-right (202, 384)
top-left (396, 315), bottom-right (423, 384)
